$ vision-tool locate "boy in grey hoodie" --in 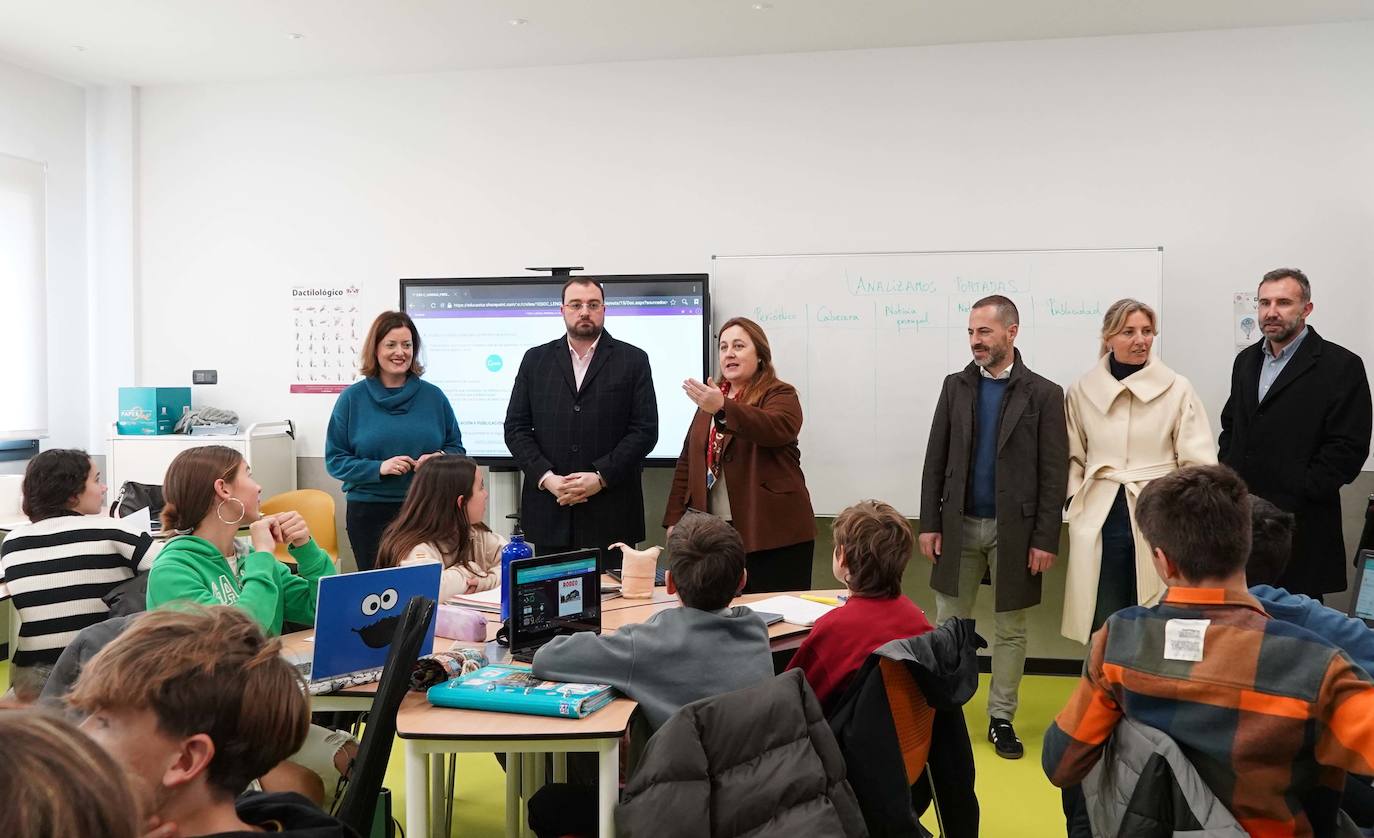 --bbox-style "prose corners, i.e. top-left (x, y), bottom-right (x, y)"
top-left (532, 512), bottom-right (775, 727)
top-left (527, 513), bottom-right (776, 837)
